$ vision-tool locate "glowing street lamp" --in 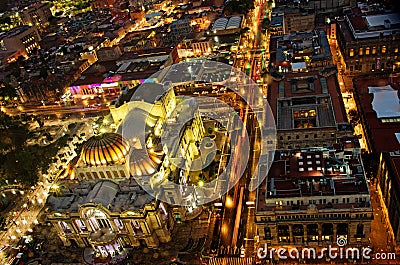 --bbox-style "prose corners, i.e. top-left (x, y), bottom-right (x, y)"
top-left (226, 196), bottom-right (234, 208)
